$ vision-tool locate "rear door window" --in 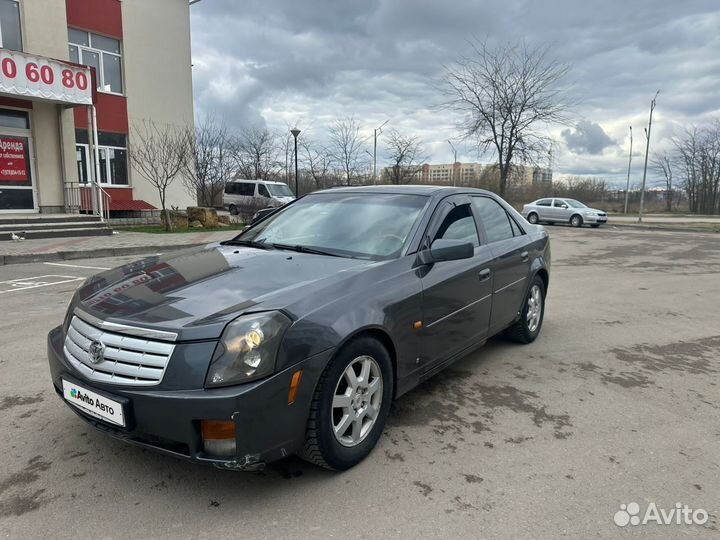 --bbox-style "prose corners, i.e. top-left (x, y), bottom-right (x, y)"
top-left (472, 197), bottom-right (515, 243)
